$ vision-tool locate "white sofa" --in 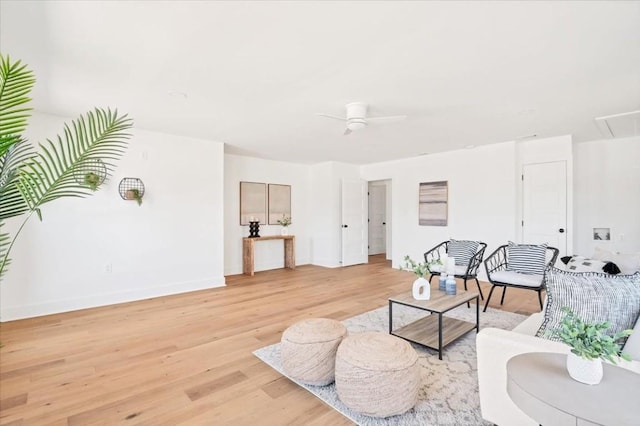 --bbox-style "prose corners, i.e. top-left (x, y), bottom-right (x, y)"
top-left (477, 311), bottom-right (640, 426)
